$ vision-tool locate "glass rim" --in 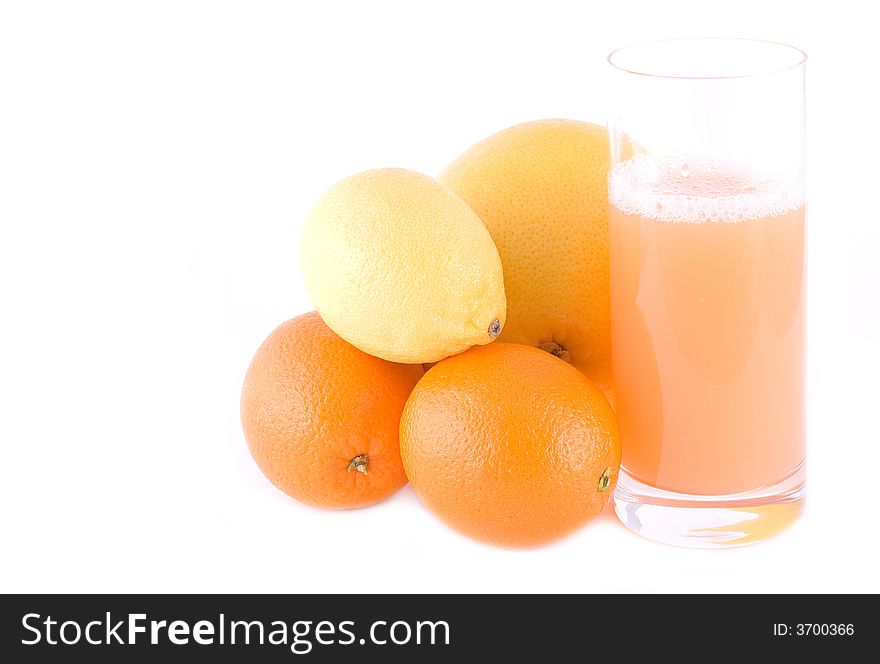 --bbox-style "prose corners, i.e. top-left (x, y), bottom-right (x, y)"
top-left (607, 37), bottom-right (807, 80)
